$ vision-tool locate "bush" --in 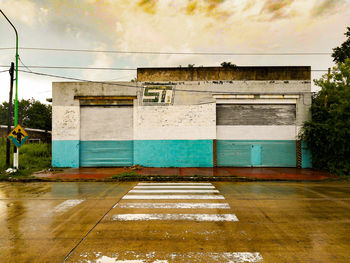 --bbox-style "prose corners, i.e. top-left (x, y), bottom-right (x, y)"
top-left (0, 138), bottom-right (51, 176)
top-left (301, 59), bottom-right (350, 176)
